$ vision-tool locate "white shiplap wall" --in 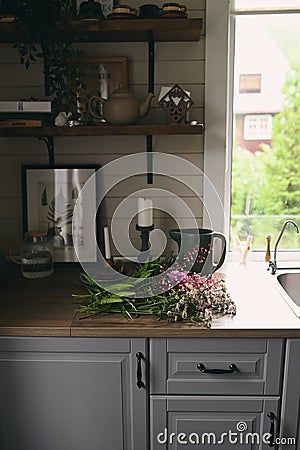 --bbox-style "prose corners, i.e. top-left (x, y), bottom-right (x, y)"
top-left (0, 0), bottom-right (205, 256)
